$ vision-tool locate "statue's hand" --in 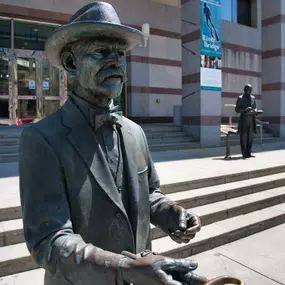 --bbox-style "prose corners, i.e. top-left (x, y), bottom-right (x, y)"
top-left (122, 251), bottom-right (207, 285)
top-left (168, 206), bottom-right (201, 244)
